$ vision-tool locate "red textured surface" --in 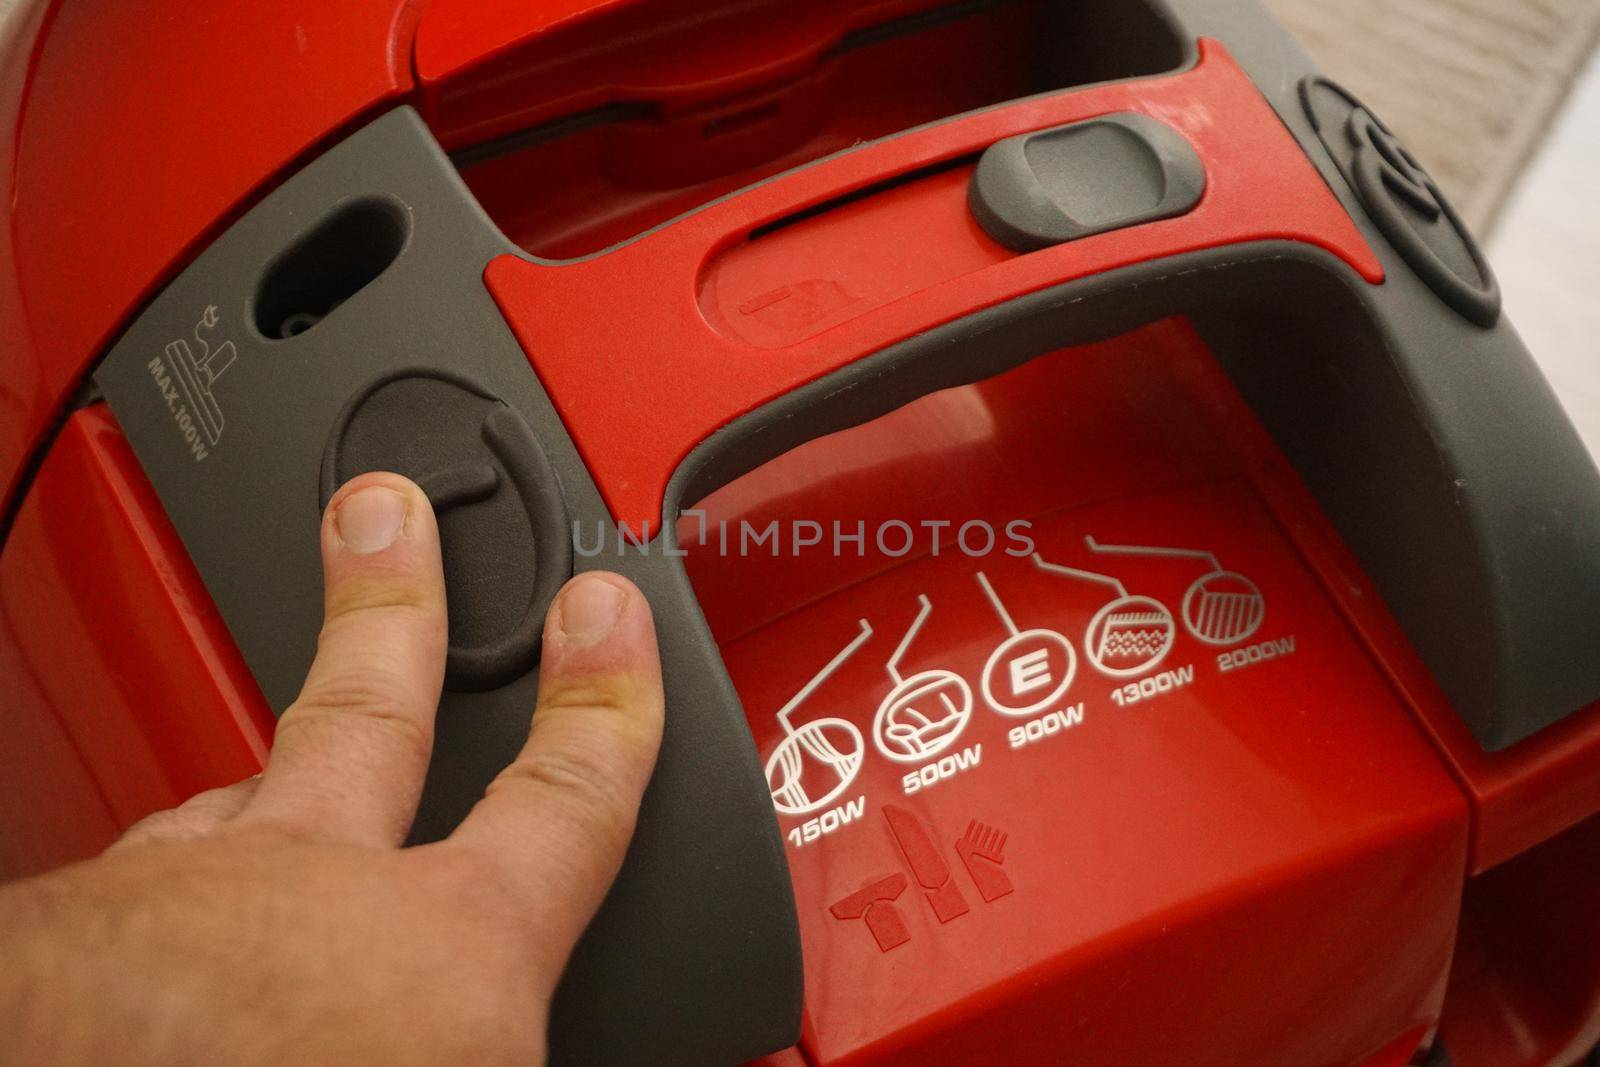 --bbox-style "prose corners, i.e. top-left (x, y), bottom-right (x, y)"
top-left (0, 0), bottom-right (419, 518)
top-left (486, 42), bottom-right (1385, 539)
top-left (693, 323), bottom-right (1464, 1066)
top-left (0, 406), bottom-right (270, 876)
